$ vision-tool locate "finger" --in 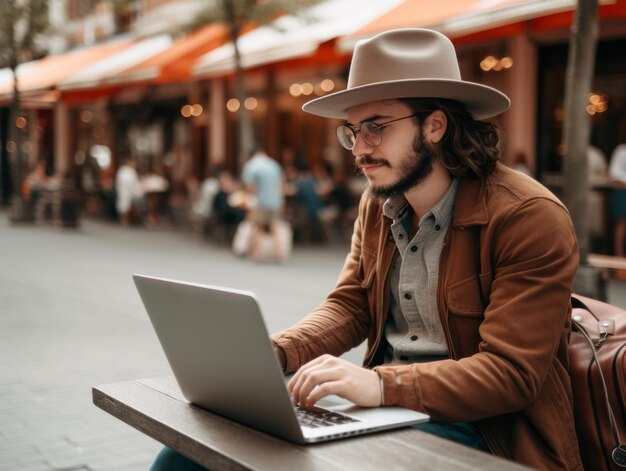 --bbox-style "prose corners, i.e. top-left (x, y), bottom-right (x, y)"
top-left (287, 354), bottom-right (328, 393)
top-left (290, 363), bottom-right (328, 406)
top-left (293, 355), bottom-right (344, 404)
top-left (303, 380), bottom-right (345, 409)
top-left (289, 355), bottom-right (337, 400)
top-left (295, 367), bottom-right (345, 407)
